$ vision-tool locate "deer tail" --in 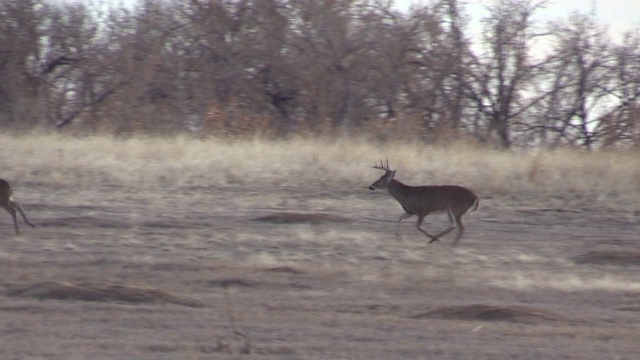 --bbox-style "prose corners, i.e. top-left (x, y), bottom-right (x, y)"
top-left (470, 196), bottom-right (479, 214)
